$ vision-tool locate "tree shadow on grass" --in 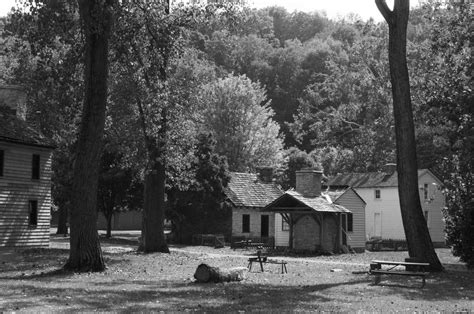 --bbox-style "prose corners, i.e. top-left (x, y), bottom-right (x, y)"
top-left (0, 278), bottom-right (370, 312)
